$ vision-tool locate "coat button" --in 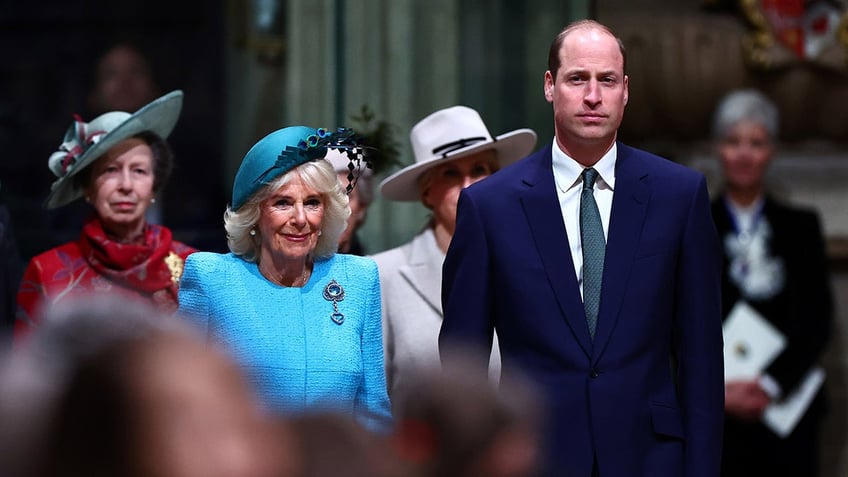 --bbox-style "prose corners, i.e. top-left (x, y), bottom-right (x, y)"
top-left (590, 369), bottom-right (599, 378)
